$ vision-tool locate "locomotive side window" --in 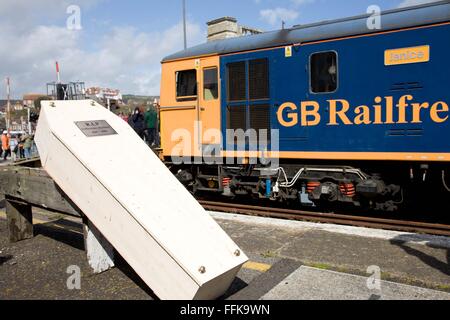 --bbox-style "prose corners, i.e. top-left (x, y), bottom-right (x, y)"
top-left (310, 51), bottom-right (338, 93)
top-left (227, 61), bottom-right (246, 101)
top-left (249, 58), bottom-right (269, 100)
top-left (176, 69), bottom-right (197, 100)
top-left (203, 67), bottom-right (218, 101)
